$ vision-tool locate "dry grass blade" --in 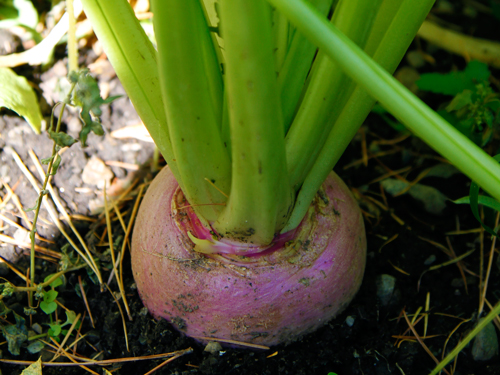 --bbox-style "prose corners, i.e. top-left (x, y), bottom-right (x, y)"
top-left (120, 184), bottom-right (145, 296)
top-left (47, 337), bottom-right (99, 375)
top-left (441, 318), bottom-right (471, 361)
top-left (1, 179), bottom-right (34, 231)
top-left (105, 284), bottom-right (130, 351)
top-left (143, 353), bottom-right (186, 375)
top-left (478, 212), bottom-right (500, 316)
top-left (424, 292), bottom-right (430, 338)
top-left (27, 149), bottom-right (103, 283)
top-left (191, 336), bottom-right (270, 350)
top-left (445, 237), bottom-right (469, 294)
top-left (402, 310), bottom-right (452, 375)
top-left (49, 313), bottom-right (81, 362)
top-left (418, 248), bottom-right (474, 291)
top-left (79, 275), bottom-right (95, 328)
top-left (378, 233), bottom-right (398, 253)
top-left (368, 166), bottom-right (412, 185)
top-left (103, 184), bottom-right (131, 321)
top-left (0, 348), bottom-right (194, 366)
top-left (0, 212), bottom-right (54, 244)
top-left (9, 148), bottom-right (102, 282)
top-left (0, 233), bottom-right (60, 259)
top-left (0, 255), bottom-right (27, 281)
top-left (484, 298), bottom-right (500, 329)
